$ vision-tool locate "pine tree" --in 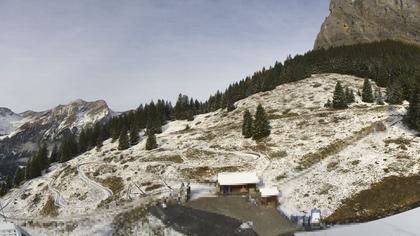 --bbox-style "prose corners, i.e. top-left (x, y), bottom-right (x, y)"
top-left (386, 81), bottom-right (404, 105)
top-left (332, 82), bottom-right (348, 109)
top-left (345, 87), bottom-right (355, 104)
top-left (78, 129), bottom-right (88, 153)
top-left (118, 127), bottom-right (130, 150)
top-left (25, 161), bottom-right (32, 180)
top-left (96, 136), bottom-right (103, 151)
top-left (242, 109), bottom-right (253, 138)
top-left (407, 89), bottom-right (420, 131)
top-left (29, 155), bottom-right (41, 178)
top-left (145, 133), bottom-right (158, 150)
top-left (376, 89), bottom-right (385, 105)
top-left (37, 143), bottom-right (49, 172)
top-left (362, 78), bottom-right (374, 103)
top-left (49, 144), bottom-right (59, 163)
top-left (13, 167), bottom-right (25, 187)
top-left (252, 104), bottom-right (270, 141)
top-left (129, 124), bottom-right (140, 146)
top-left (226, 97), bottom-right (236, 112)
